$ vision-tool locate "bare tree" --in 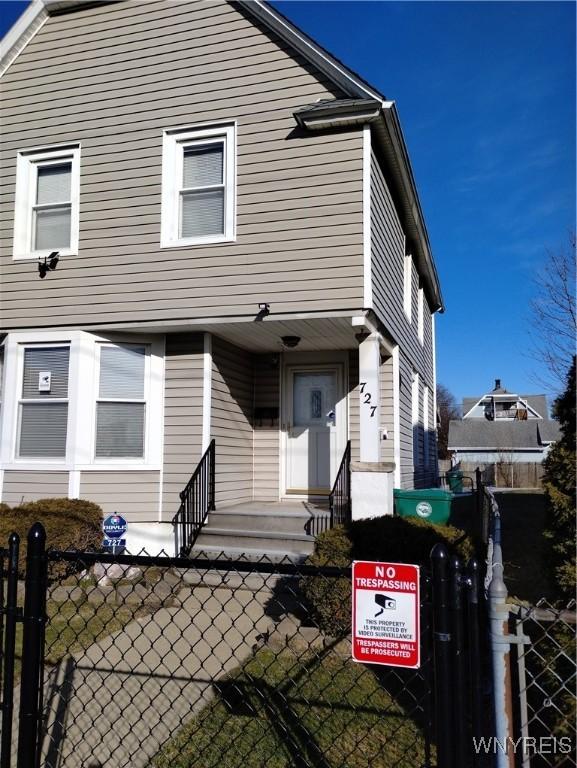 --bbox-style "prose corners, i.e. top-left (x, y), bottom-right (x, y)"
top-left (529, 233), bottom-right (576, 392)
top-left (436, 383), bottom-right (461, 459)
